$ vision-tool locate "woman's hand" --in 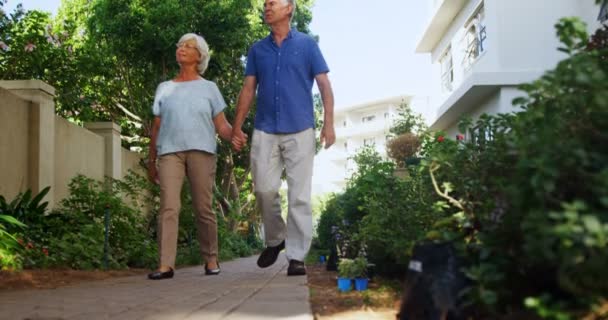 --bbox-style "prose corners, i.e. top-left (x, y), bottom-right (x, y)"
top-left (148, 116), bottom-right (161, 184)
top-left (148, 161), bottom-right (160, 185)
top-left (232, 128), bottom-right (248, 151)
